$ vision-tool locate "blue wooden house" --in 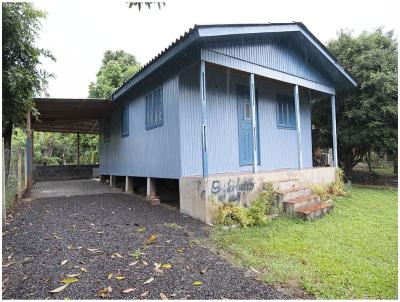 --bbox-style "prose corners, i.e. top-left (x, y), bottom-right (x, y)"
top-left (99, 23), bottom-right (356, 222)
